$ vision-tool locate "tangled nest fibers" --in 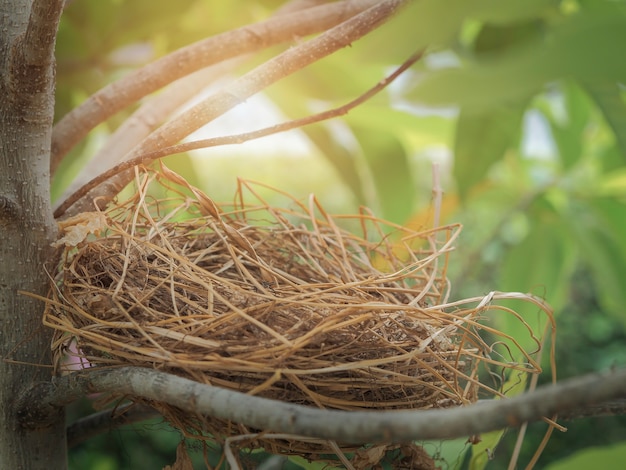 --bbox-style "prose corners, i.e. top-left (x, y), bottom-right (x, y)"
top-left (44, 166), bottom-right (552, 466)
